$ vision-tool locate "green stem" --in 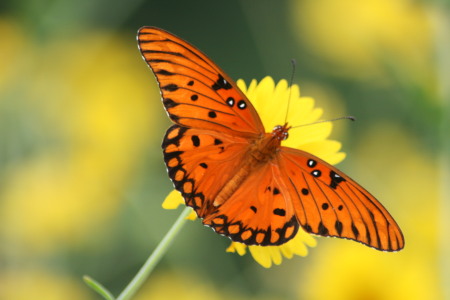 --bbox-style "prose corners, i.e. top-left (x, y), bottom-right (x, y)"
top-left (116, 207), bottom-right (192, 300)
